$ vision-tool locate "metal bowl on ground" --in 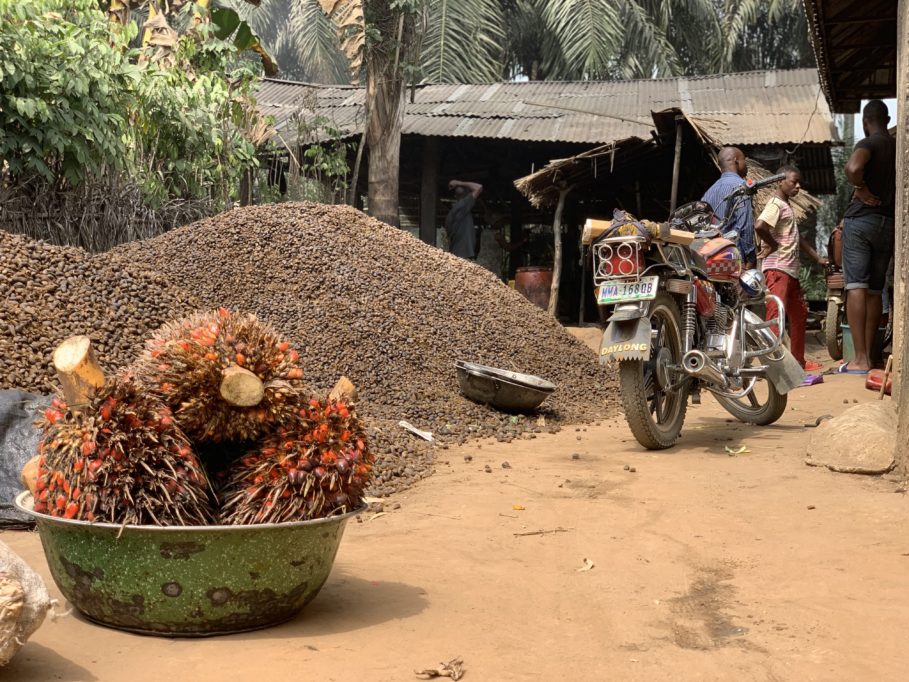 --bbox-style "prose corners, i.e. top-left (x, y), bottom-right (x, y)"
top-left (455, 361), bottom-right (555, 412)
top-left (15, 491), bottom-right (361, 637)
